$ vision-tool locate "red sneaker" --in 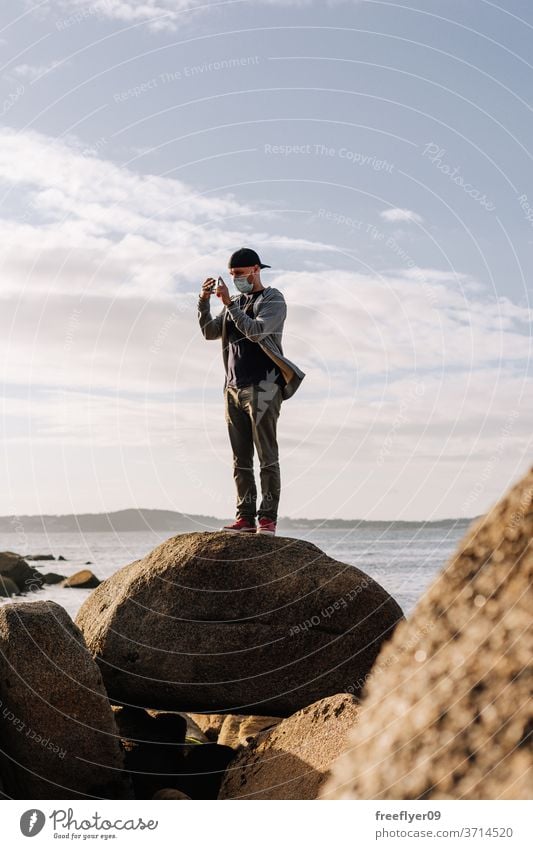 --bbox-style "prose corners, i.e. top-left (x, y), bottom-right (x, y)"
top-left (220, 517), bottom-right (256, 533)
top-left (256, 517), bottom-right (277, 535)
